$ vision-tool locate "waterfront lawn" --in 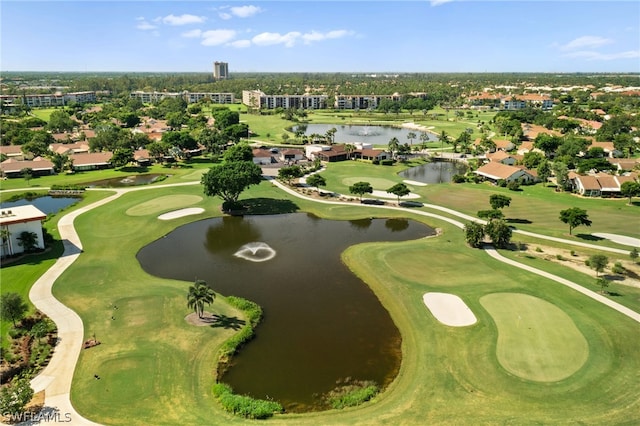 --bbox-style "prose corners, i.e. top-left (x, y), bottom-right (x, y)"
top-left (317, 161), bottom-right (640, 242)
top-left (50, 180), bottom-right (639, 424)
